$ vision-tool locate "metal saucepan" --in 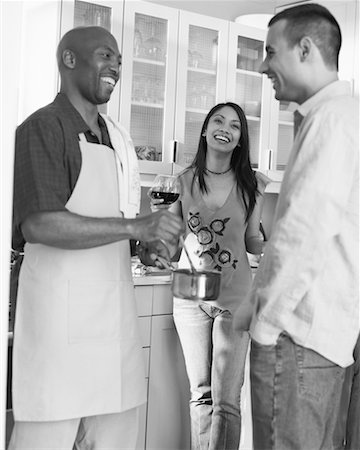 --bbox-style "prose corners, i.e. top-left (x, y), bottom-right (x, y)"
top-left (156, 237), bottom-right (221, 301)
top-left (171, 268), bottom-right (221, 301)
